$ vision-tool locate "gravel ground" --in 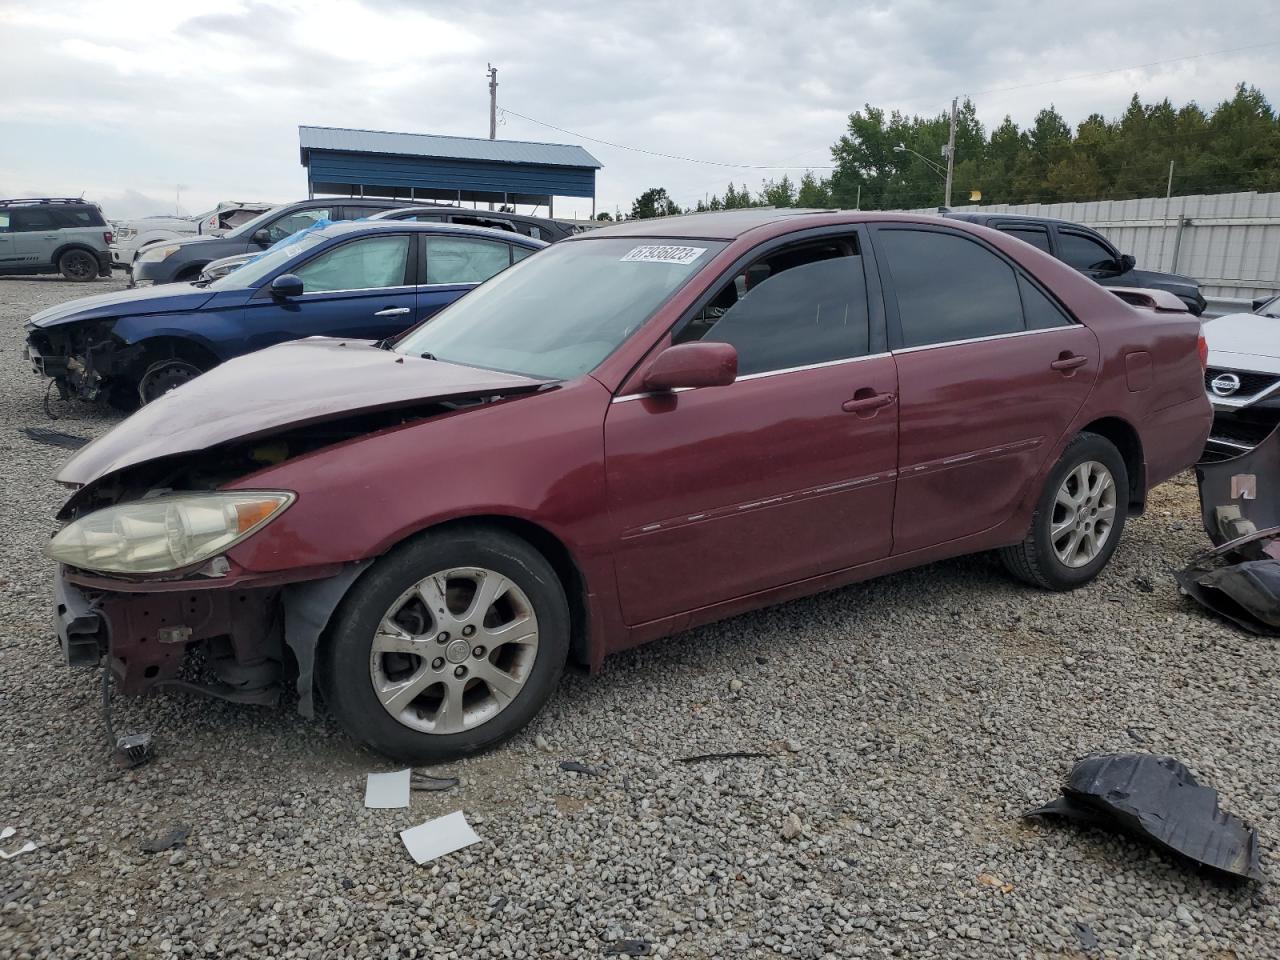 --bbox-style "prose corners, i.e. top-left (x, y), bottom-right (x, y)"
top-left (0, 274), bottom-right (1277, 959)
